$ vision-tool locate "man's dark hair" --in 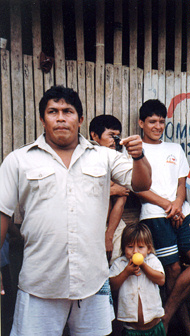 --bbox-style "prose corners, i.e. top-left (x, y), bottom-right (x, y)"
top-left (39, 85), bottom-right (83, 120)
top-left (89, 115), bottom-right (122, 139)
top-left (139, 99), bottom-right (167, 122)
